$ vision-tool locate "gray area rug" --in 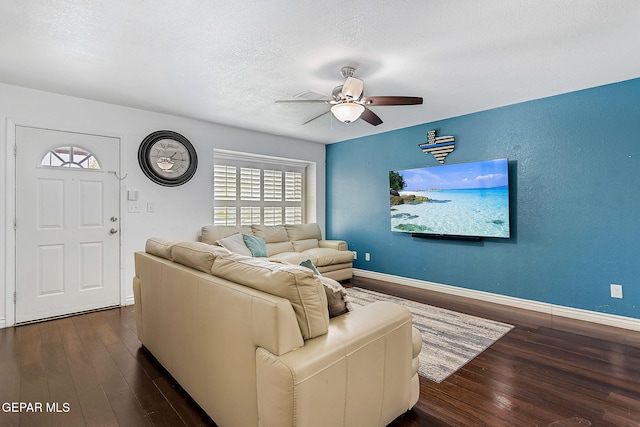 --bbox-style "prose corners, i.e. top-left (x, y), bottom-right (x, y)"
top-left (347, 287), bottom-right (514, 383)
